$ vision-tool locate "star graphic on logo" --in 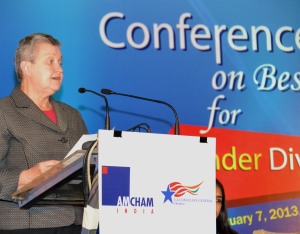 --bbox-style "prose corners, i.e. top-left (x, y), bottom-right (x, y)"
top-left (161, 185), bottom-right (175, 203)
